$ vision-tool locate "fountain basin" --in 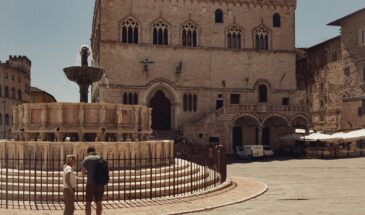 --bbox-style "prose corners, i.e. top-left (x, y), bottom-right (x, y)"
top-left (63, 66), bottom-right (104, 84)
top-left (0, 140), bottom-right (174, 170)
